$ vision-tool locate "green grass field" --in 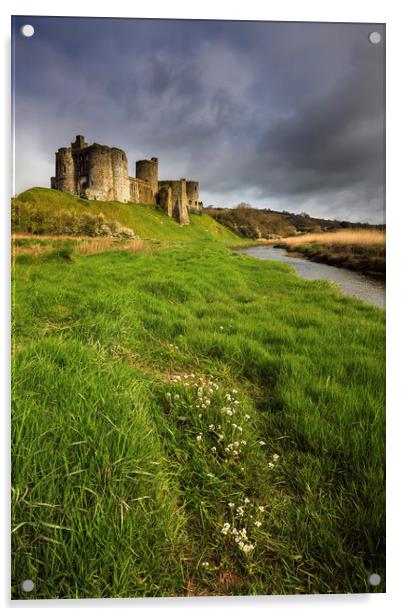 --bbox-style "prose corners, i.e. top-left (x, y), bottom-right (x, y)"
top-left (12, 232), bottom-right (385, 598)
